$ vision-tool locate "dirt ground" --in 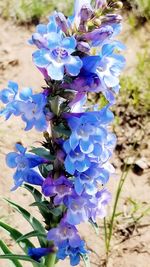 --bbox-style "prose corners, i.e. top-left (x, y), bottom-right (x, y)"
top-left (0, 17), bottom-right (150, 267)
